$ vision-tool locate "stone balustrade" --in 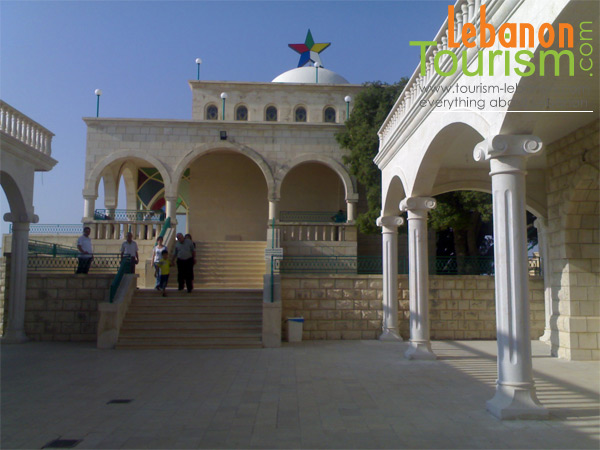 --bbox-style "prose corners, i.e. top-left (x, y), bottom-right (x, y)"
top-left (279, 223), bottom-right (352, 242)
top-left (378, 0), bottom-right (500, 149)
top-left (0, 100), bottom-right (54, 156)
top-left (86, 221), bottom-right (165, 241)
